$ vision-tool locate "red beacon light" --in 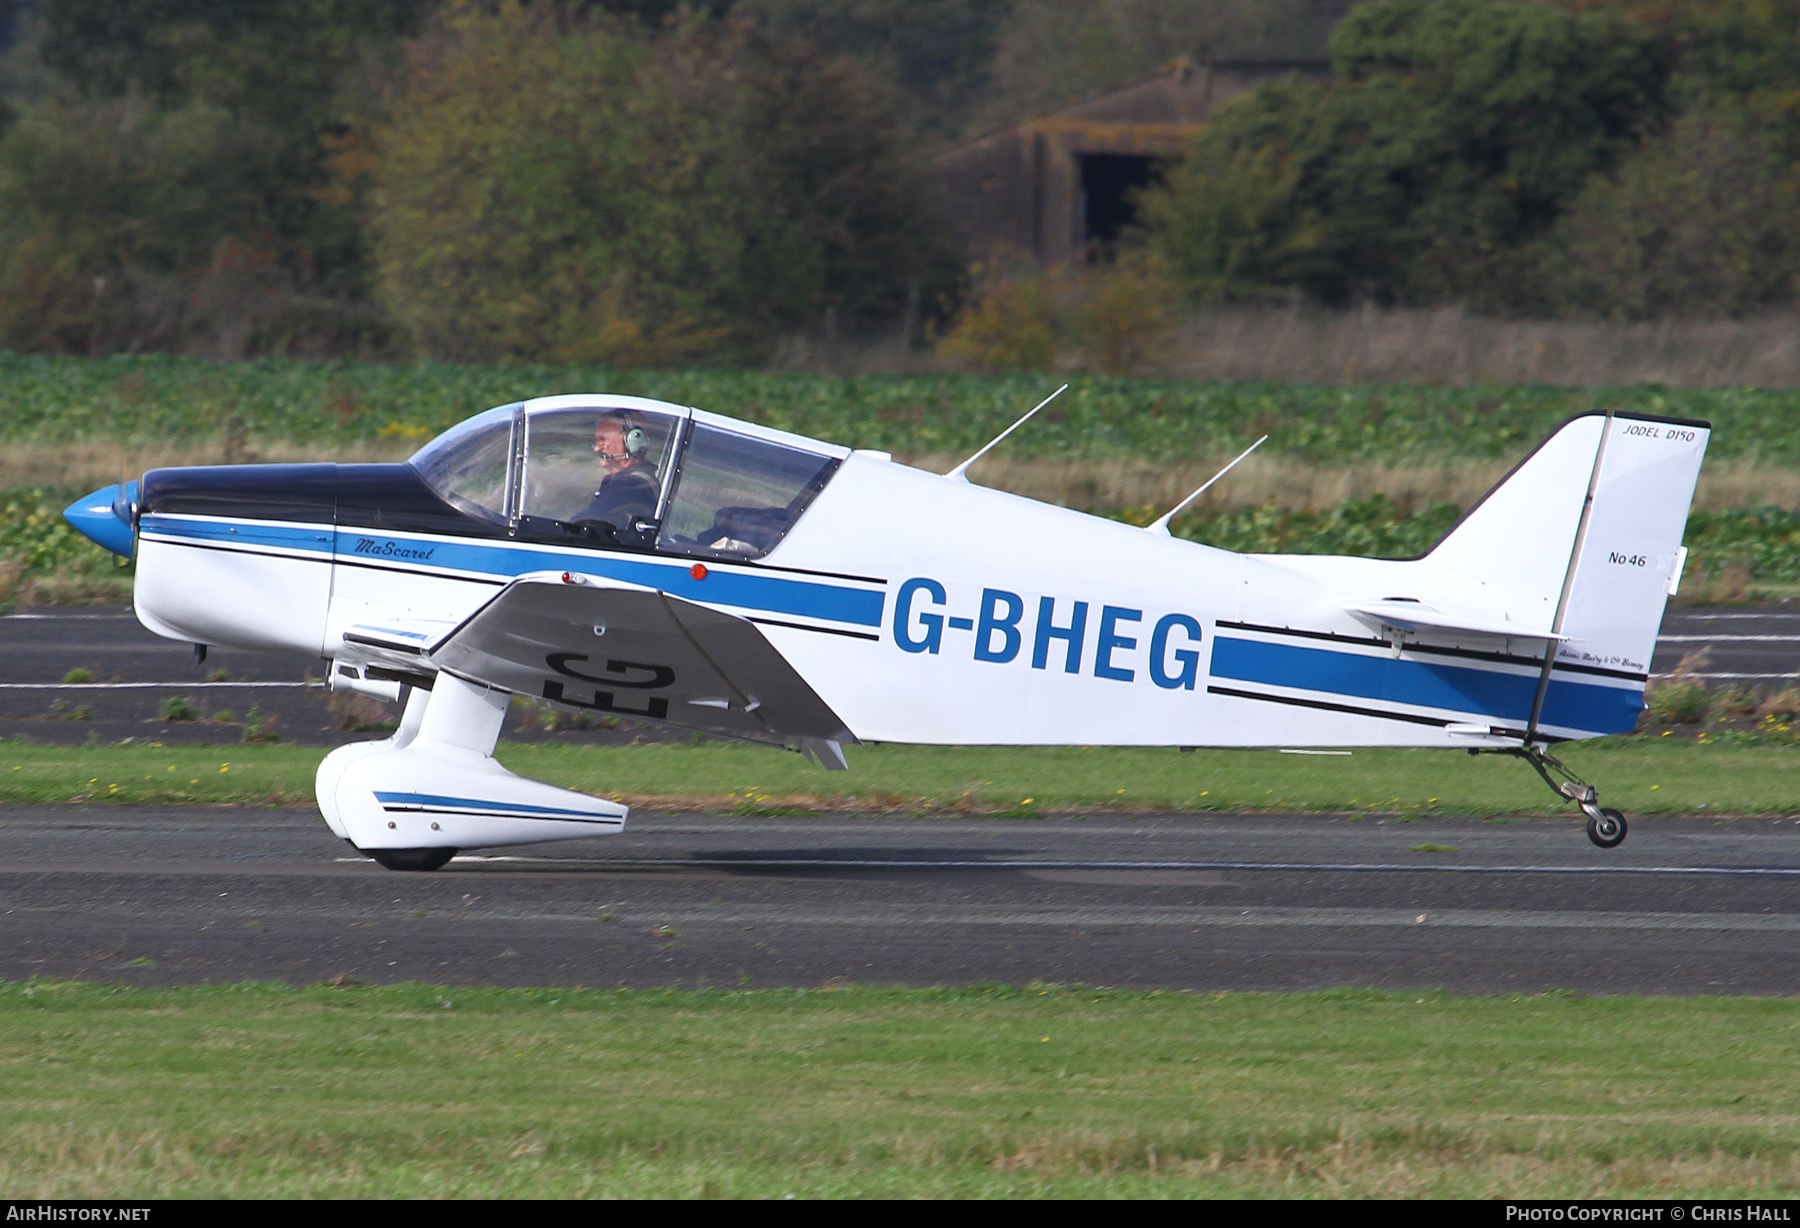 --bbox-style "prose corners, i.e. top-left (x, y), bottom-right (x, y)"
top-left (690, 564), bottom-right (708, 580)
